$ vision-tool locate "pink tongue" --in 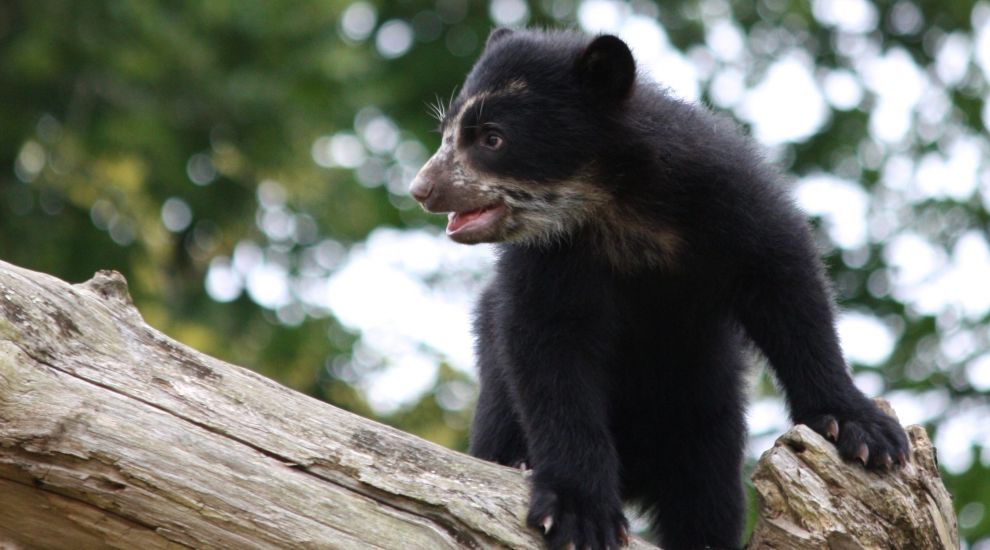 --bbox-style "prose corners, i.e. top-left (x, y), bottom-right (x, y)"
top-left (447, 208), bottom-right (486, 233)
